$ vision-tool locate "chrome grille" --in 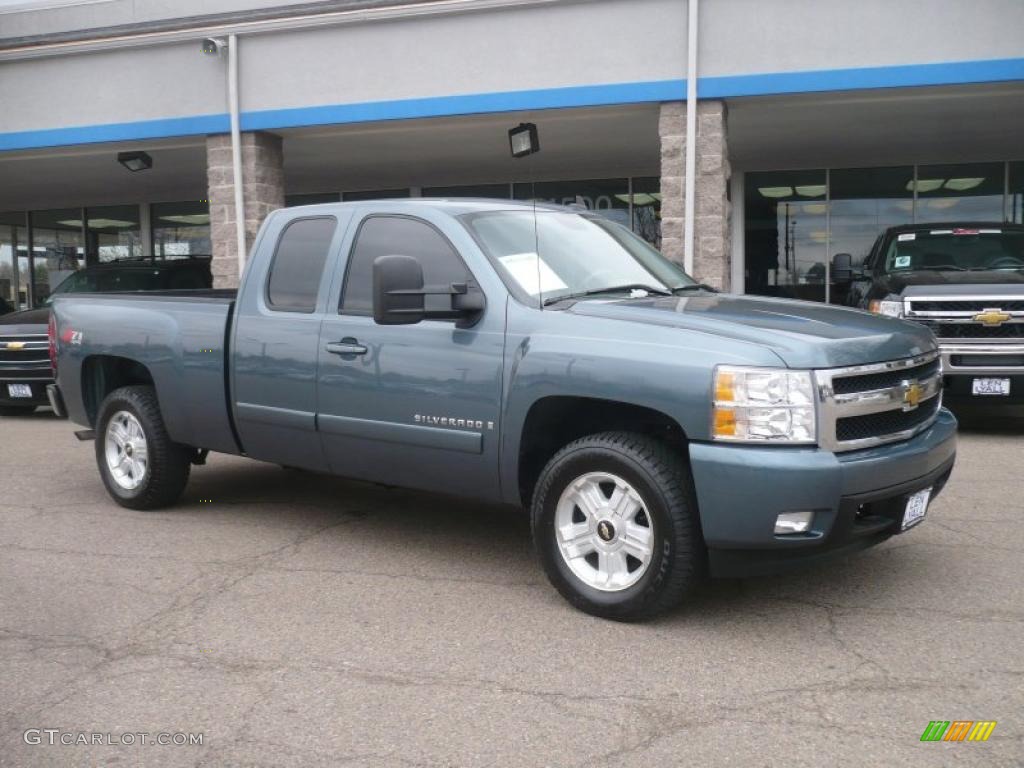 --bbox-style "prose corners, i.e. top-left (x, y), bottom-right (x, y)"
top-left (0, 334), bottom-right (51, 378)
top-left (815, 351), bottom-right (943, 452)
top-left (905, 295), bottom-right (1024, 371)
